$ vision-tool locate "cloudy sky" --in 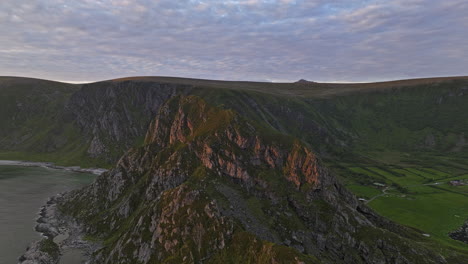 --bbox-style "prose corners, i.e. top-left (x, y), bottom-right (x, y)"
top-left (0, 0), bottom-right (467, 83)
